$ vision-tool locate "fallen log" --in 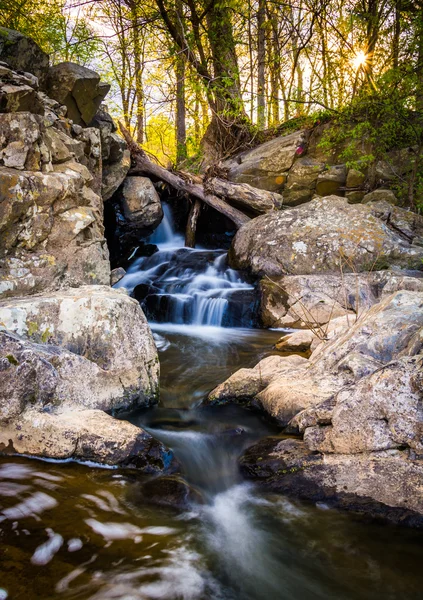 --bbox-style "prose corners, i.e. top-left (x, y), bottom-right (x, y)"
top-left (119, 123), bottom-right (250, 229)
top-left (205, 177), bottom-right (283, 214)
top-left (185, 199), bottom-right (202, 248)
